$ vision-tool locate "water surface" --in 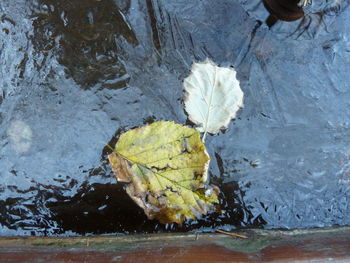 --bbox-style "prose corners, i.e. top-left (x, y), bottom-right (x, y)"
top-left (1, 0), bottom-right (350, 235)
